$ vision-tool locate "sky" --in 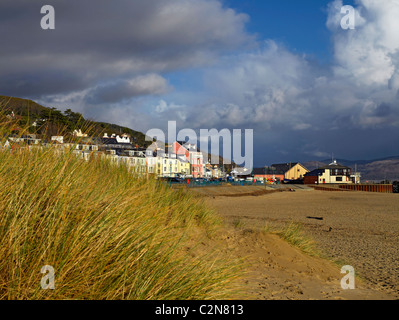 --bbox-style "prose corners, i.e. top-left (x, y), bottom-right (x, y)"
top-left (0, 0), bottom-right (398, 167)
